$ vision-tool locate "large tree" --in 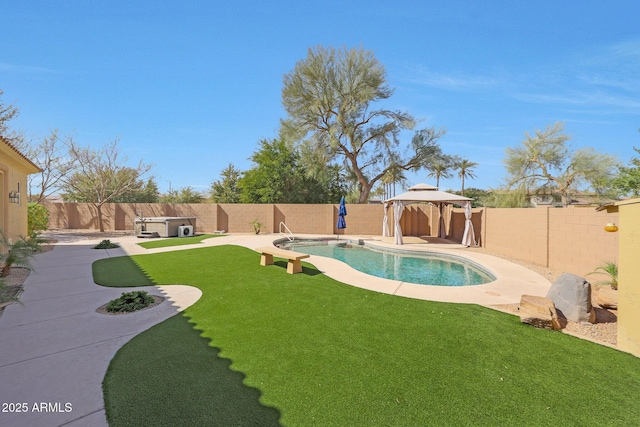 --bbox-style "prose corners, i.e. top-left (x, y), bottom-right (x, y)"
top-left (427, 160), bottom-right (453, 189)
top-left (282, 46), bottom-right (445, 203)
top-left (110, 178), bottom-right (160, 203)
top-left (455, 159), bottom-right (478, 197)
top-left (239, 137), bottom-right (345, 204)
top-left (0, 88), bottom-right (24, 147)
top-left (26, 130), bottom-right (77, 203)
top-left (612, 146), bottom-right (640, 196)
top-left (504, 122), bottom-right (618, 206)
top-left (210, 164), bottom-right (242, 203)
top-left (159, 186), bottom-right (204, 203)
top-left (62, 138), bottom-right (152, 231)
